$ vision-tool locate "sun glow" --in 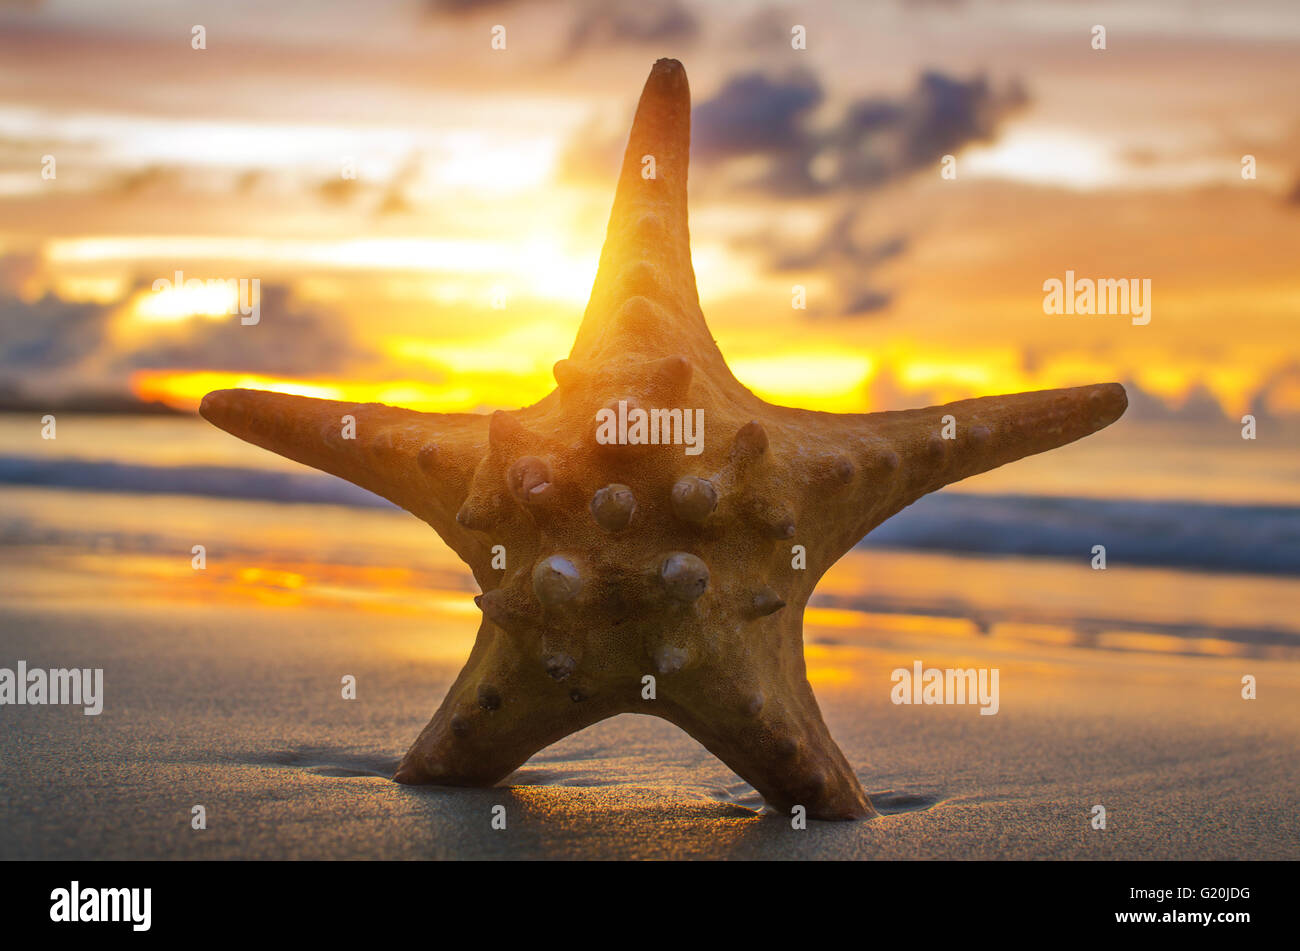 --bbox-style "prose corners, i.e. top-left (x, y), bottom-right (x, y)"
top-left (728, 352), bottom-right (874, 409)
top-left (132, 283), bottom-right (239, 323)
top-left (129, 370), bottom-right (474, 413)
top-left (47, 235), bottom-right (595, 306)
